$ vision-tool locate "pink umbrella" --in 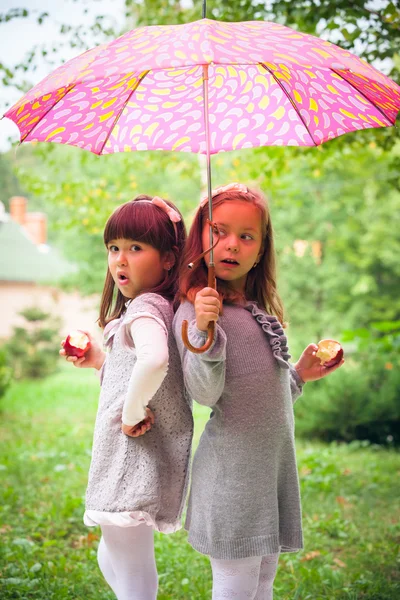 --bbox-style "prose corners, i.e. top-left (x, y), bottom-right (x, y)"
top-left (5, 19), bottom-right (399, 154)
top-left (4, 16), bottom-right (400, 351)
